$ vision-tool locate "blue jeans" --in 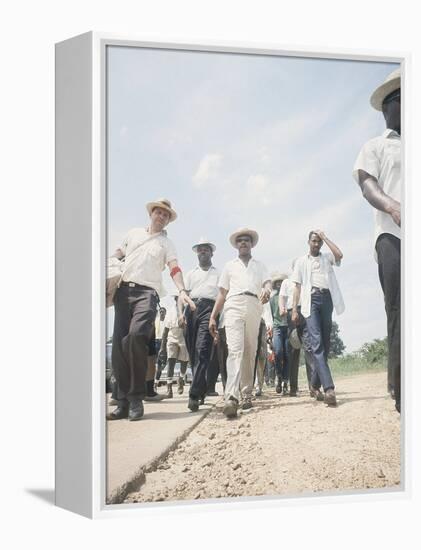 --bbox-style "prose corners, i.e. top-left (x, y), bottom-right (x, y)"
top-left (272, 325), bottom-right (289, 382)
top-left (306, 289), bottom-right (334, 391)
